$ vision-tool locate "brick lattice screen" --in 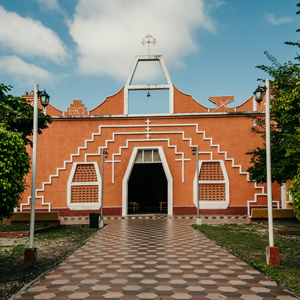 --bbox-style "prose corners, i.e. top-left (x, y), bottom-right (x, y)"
top-left (199, 162), bottom-right (226, 201)
top-left (199, 184), bottom-right (226, 201)
top-left (71, 164), bottom-right (99, 203)
top-left (199, 162), bottom-right (224, 181)
top-left (71, 186), bottom-right (98, 203)
top-left (73, 164), bottom-right (97, 182)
